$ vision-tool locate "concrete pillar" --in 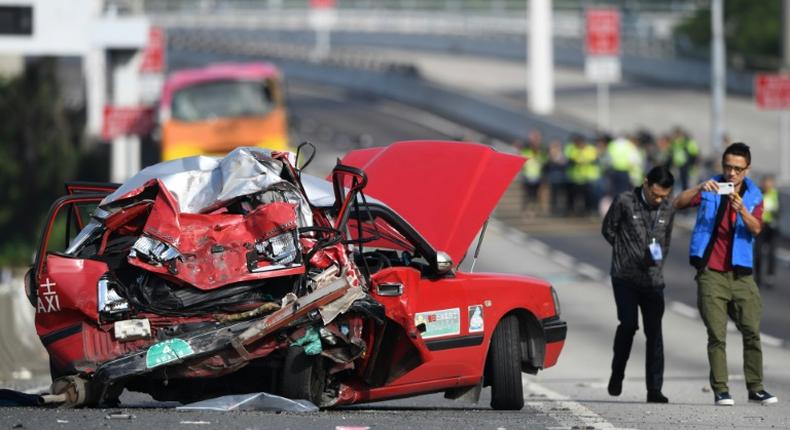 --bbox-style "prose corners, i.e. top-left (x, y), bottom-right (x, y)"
top-left (84, 48), bottom-right (106, 137)
top-left (710, 0), bottom-right (726, 154)
top-left (528, 0), bottom-right (554, 115)
top-left (109, 50), bottom-right (144, 182)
